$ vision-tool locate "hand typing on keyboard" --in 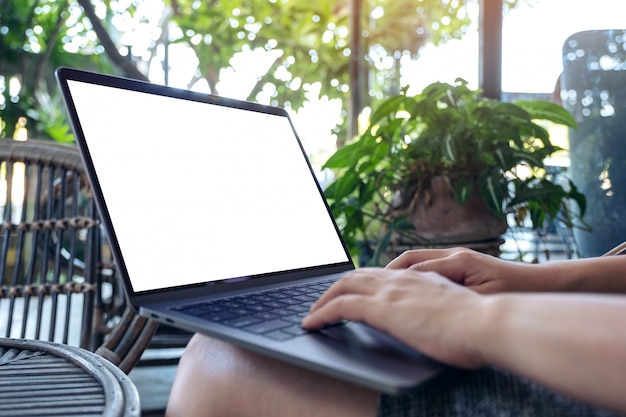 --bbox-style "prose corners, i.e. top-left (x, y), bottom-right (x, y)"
top-left (175, 279), bottom-right (337, 341)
